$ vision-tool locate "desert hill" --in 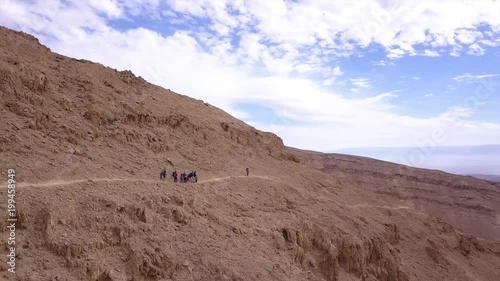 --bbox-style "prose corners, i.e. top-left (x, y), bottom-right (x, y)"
top-left (470, 174), bottom-right (500, 183)
top-left (291, 149), bottom-right (500, 242)
top-left (1, 26), bottom-right (500, 281)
